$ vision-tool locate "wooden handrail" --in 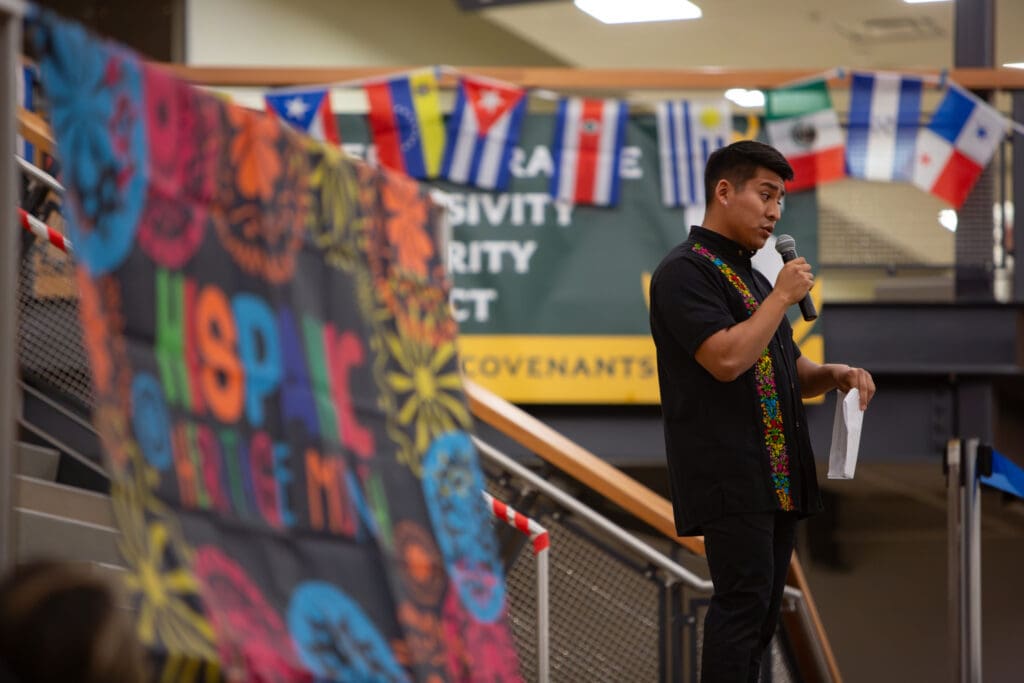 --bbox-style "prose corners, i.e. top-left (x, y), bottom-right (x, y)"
top-left (163, 64), bottom-right (1024, 91)
top-left (464, 378), bottom-right (842, 683)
